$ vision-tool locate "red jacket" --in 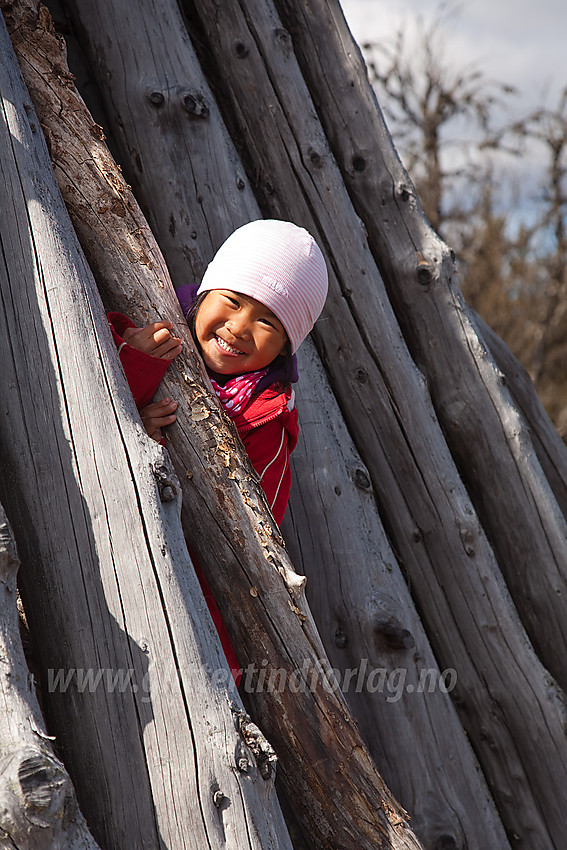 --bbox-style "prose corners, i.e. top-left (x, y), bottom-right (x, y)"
top-left (108, 312), bottom-right (298, 523)
top-left (108, 312), bottom-right (299, 681)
